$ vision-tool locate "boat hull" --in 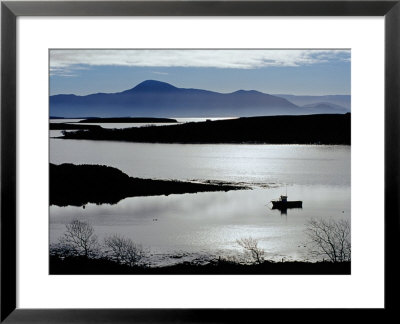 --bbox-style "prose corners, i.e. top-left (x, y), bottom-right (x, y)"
top-left (271, 201), bottom-right (302, 209)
